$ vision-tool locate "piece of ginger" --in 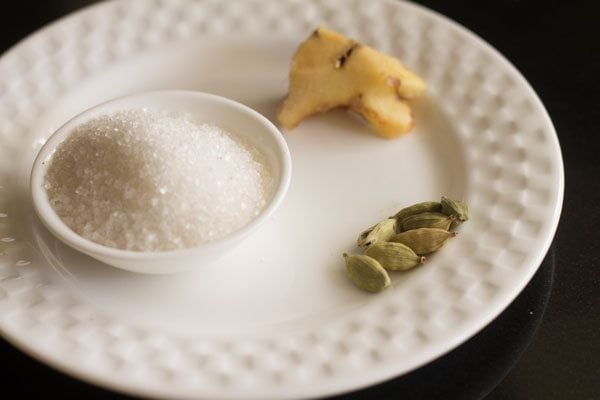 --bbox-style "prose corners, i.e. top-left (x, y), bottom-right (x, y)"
top-left (278, 27), bottom-right (425, 138)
